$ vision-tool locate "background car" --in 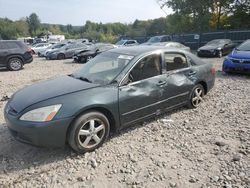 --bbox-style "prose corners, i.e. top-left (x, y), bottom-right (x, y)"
top-left (38, 43), bottom-right (66, 57)
top-left (31, 43), bottom-right (52, 55)
top-left (152, 42), bottom-right (191, 51)
top-left (115, 40), bottom-right (139, 47)
top-left (223, 39), bottom-right (250, 74)
top-left (142, 35), bottom-right (172, 45)
top-left (73, 43), bottom-right (116, 63)
top-left (0, 40), bottom-right (33, 71)
top-left (4, 46), bottom-right (215, 153)
top-left (46, 43), bottom-right (88, 60)
top-left (197, 39), bottom-right (236, 57)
